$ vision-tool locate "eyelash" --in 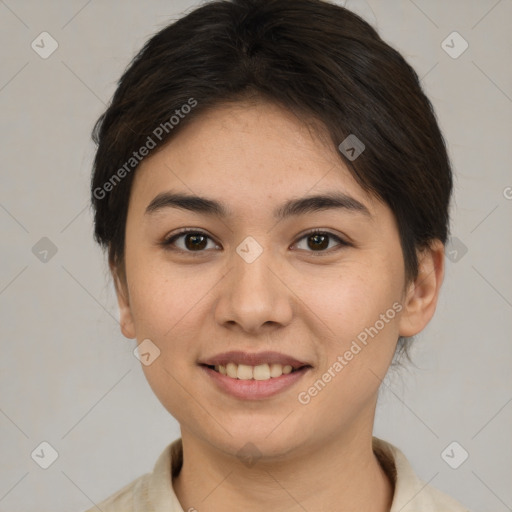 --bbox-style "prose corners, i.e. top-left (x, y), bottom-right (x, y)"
top-left (160, 228), bottom-right (350, 256)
